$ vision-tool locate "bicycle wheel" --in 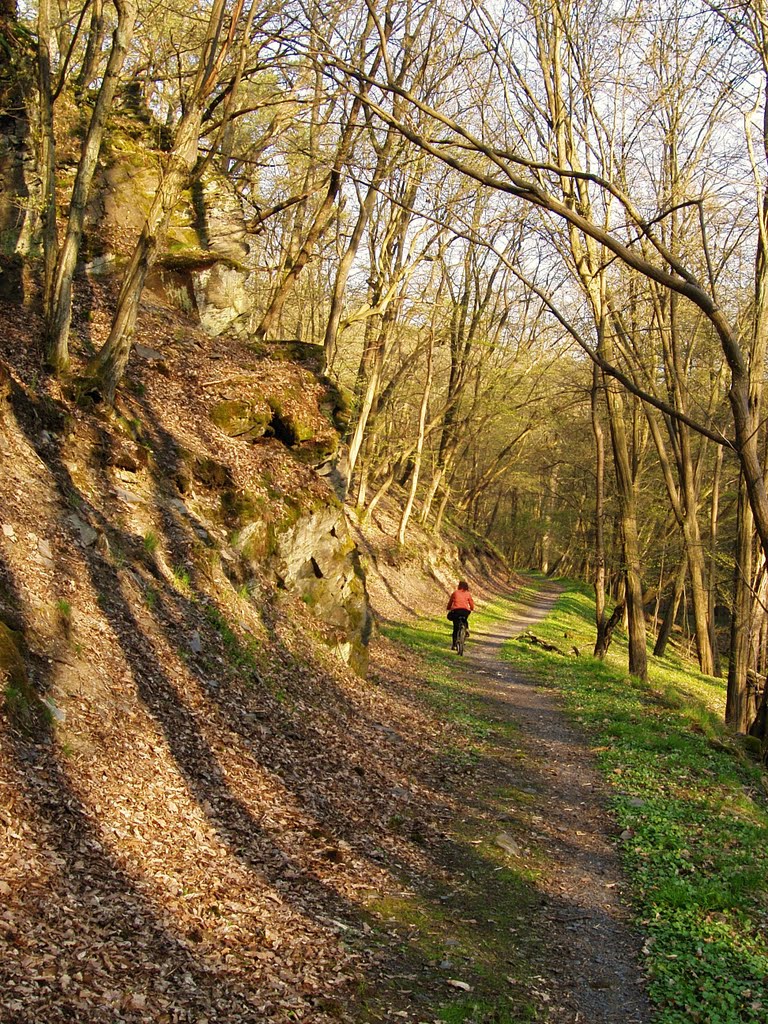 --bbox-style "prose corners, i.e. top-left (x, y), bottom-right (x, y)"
top-left (456, 621), bottom-right (467, 655)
